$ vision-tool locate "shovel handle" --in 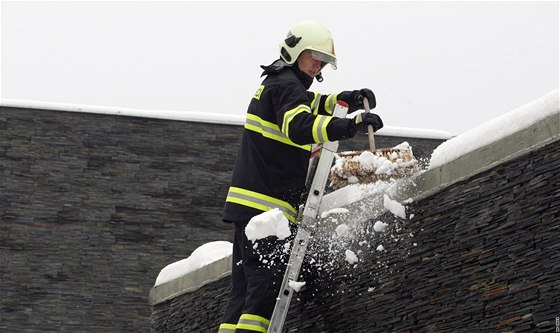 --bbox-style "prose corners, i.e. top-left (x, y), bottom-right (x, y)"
top-left (363, 97), bottom-right (376, 150)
